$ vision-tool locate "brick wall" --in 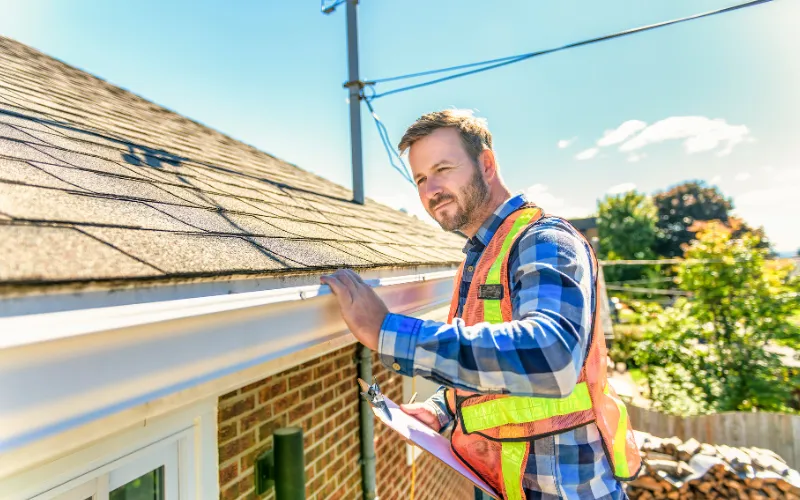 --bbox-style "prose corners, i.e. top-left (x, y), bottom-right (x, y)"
top-left (217, 345), bottom-right (473, 500)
